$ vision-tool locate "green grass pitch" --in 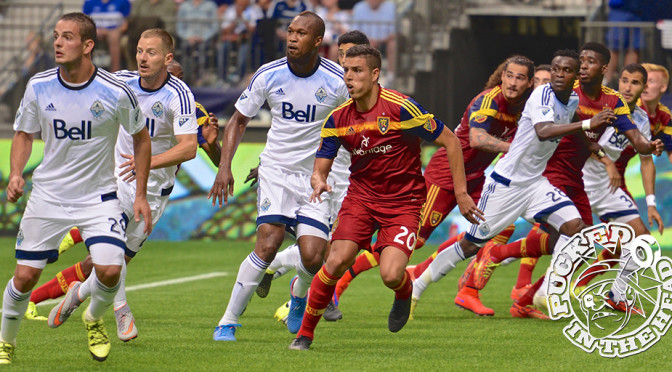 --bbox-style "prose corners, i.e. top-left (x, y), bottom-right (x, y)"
top-left (1, 237), bottom-right (671, 371)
